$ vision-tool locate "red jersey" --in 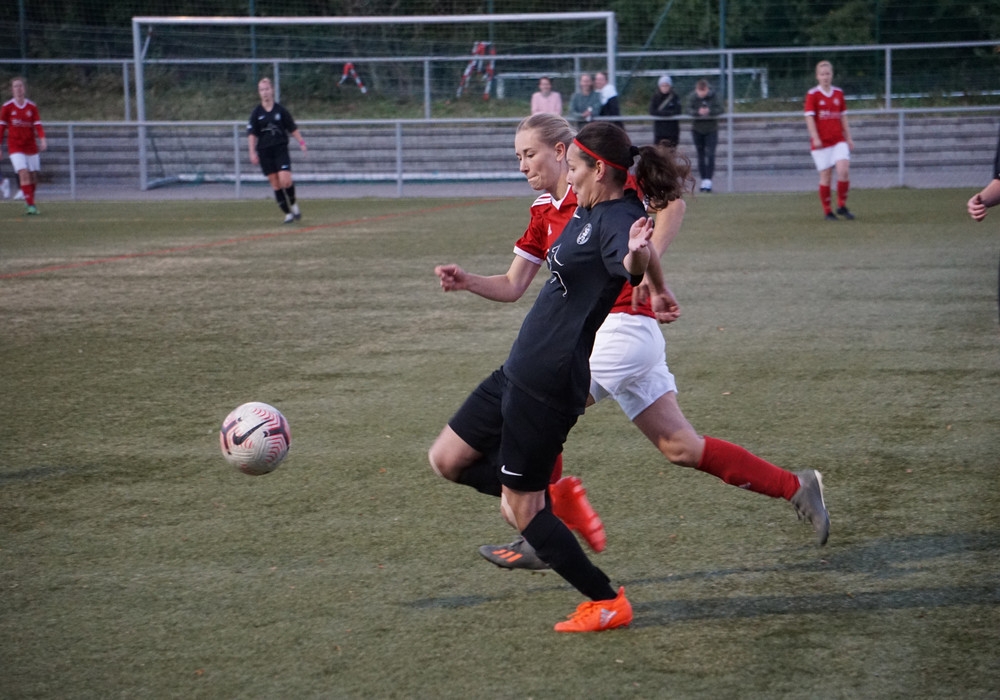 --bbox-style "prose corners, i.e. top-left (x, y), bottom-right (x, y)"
top-left (0, 98), bottom-right (45, 155)
top-left (804, 86), bottom-right (846, 149)
top-left (513, 183), bottom-right (653, 319)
